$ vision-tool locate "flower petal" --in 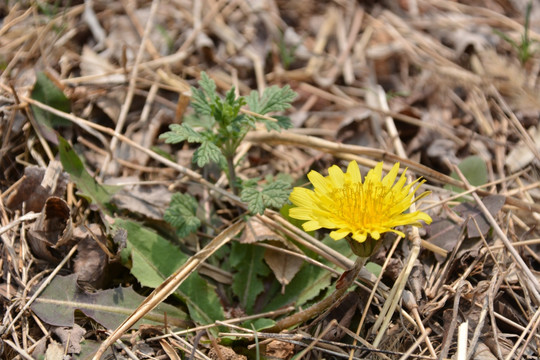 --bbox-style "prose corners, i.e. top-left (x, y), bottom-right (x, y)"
top-left (346, 160), bottom-right (362, 183)
top-left (382, 162), bottom-right (400, 188)
top-left (330, 228), bottom-right (350, 240)
top-left (289, 187), bottom-right (316, 208)
top-left (307, 170), bottom-right (331, 195)
top-left (327, 165), bottom-right (345, 188)
top-left (302, 220), bottom-right (322, 232)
